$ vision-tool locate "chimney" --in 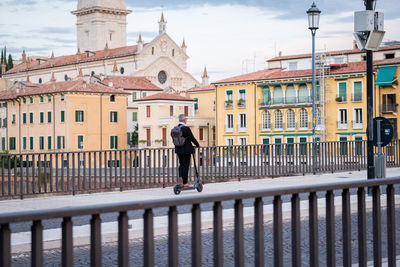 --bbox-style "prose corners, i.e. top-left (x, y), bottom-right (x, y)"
top-left (26, 58), bottom-right (31, 69)
top-left (22, 50), bottom-right (26, 63)
top-left (50, 51), bottom-right (55, 66)
top-left (137, 33), bottom-right (143, 53)
top-left (112, 61), bottom-right (118, 74)
top-left (78, 68), bottom-right (83, 77)
top-left (76, 48), bottom-right (81, 61)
